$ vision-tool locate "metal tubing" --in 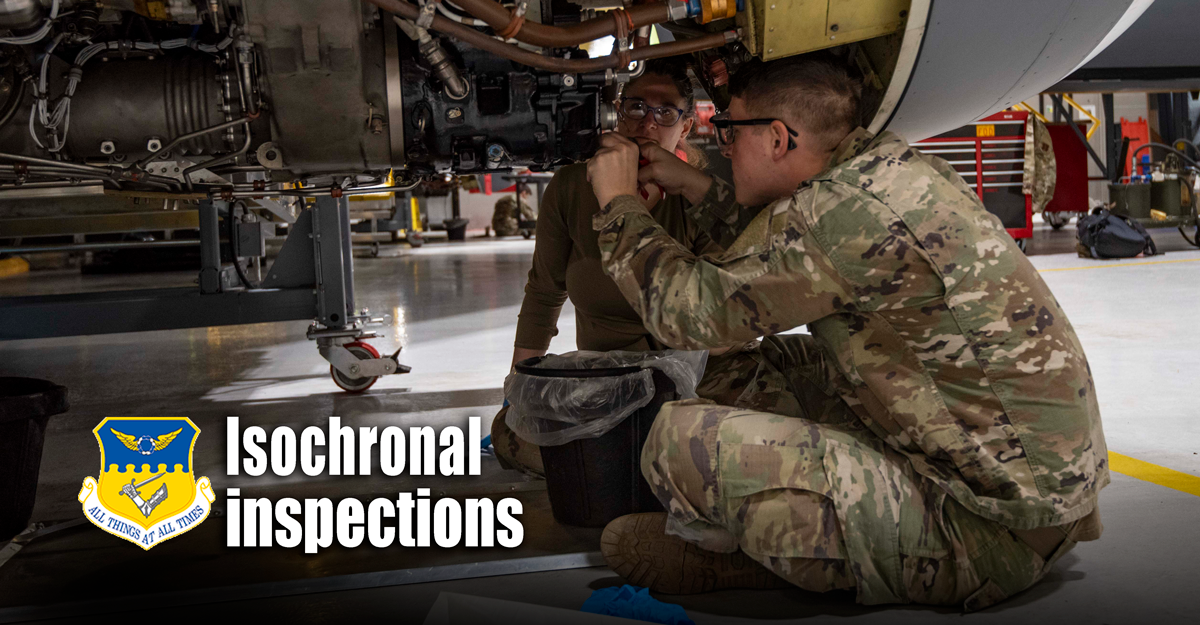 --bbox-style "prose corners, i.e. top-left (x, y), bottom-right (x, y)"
top-left (198, 200), bottom-right (222, 294)
top-left (134, 116), bottom-right (253, 170)
top-left (368, 0), bottom-right (733, 73)
top-left (183, 123), bottom-right (254, 190)
top-left (210, 185), bottom-right (421, 199)
top-left (385, 0), bottom-right (671, 48)
top-left (0, 152), bottom-right (113, 175)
